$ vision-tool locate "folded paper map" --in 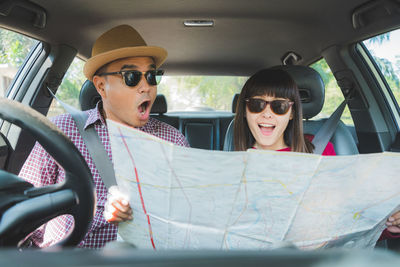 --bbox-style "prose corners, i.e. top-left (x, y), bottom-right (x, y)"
top-left (108, 119), bottom-right (400, 250)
